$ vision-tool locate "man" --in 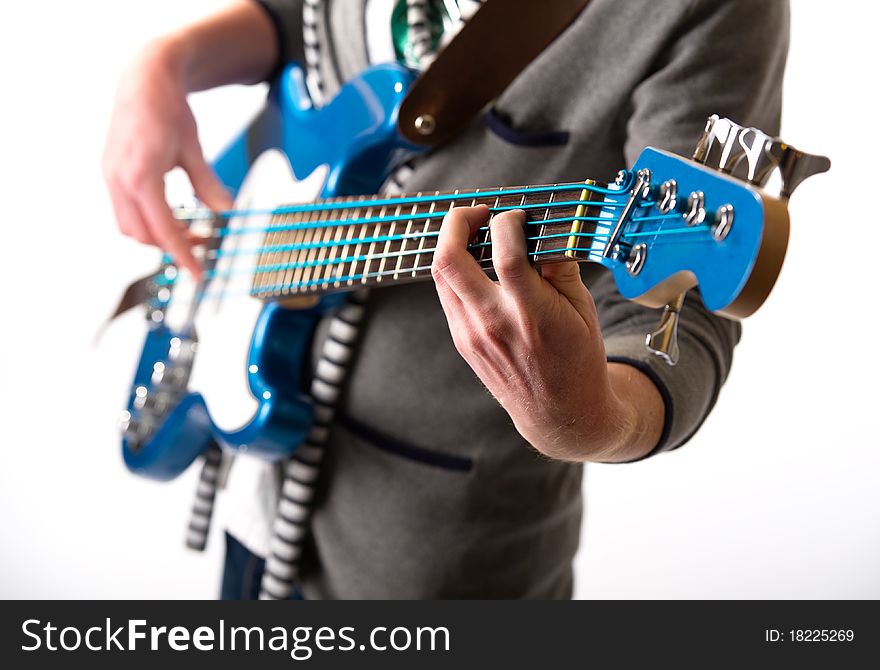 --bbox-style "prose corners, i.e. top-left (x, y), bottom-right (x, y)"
top-left (104, 0), bottom-right (789, 598)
